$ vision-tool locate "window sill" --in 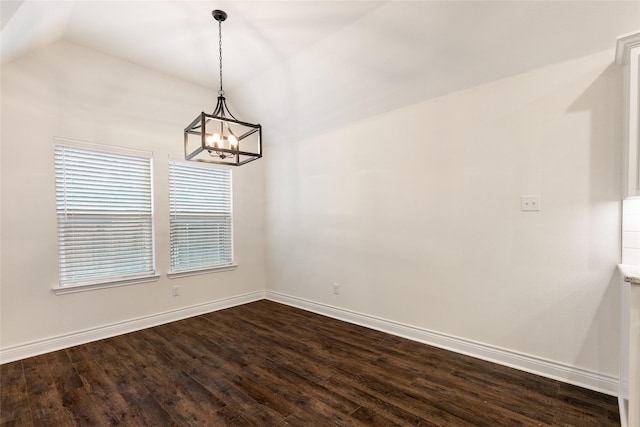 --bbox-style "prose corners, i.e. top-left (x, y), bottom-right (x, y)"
top-left (167, 264), bottom-right (237, 279)
top-left (52, 274), bottom-right (161, 295)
